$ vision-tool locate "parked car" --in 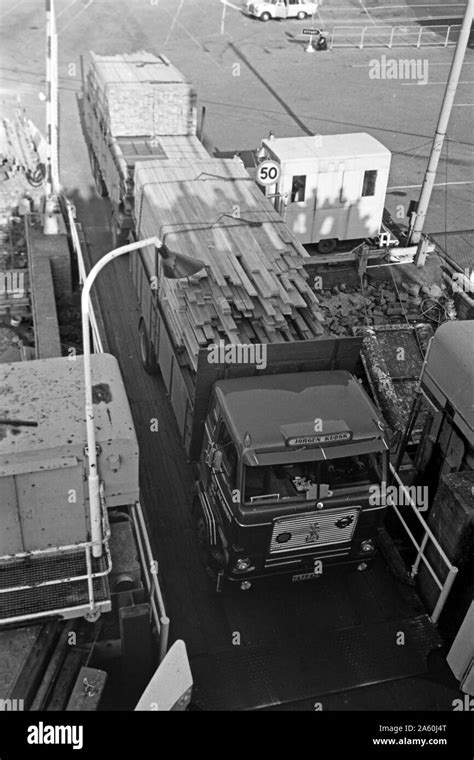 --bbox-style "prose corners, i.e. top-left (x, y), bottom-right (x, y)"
top-left (246, 0), bottom-right (319, 22)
